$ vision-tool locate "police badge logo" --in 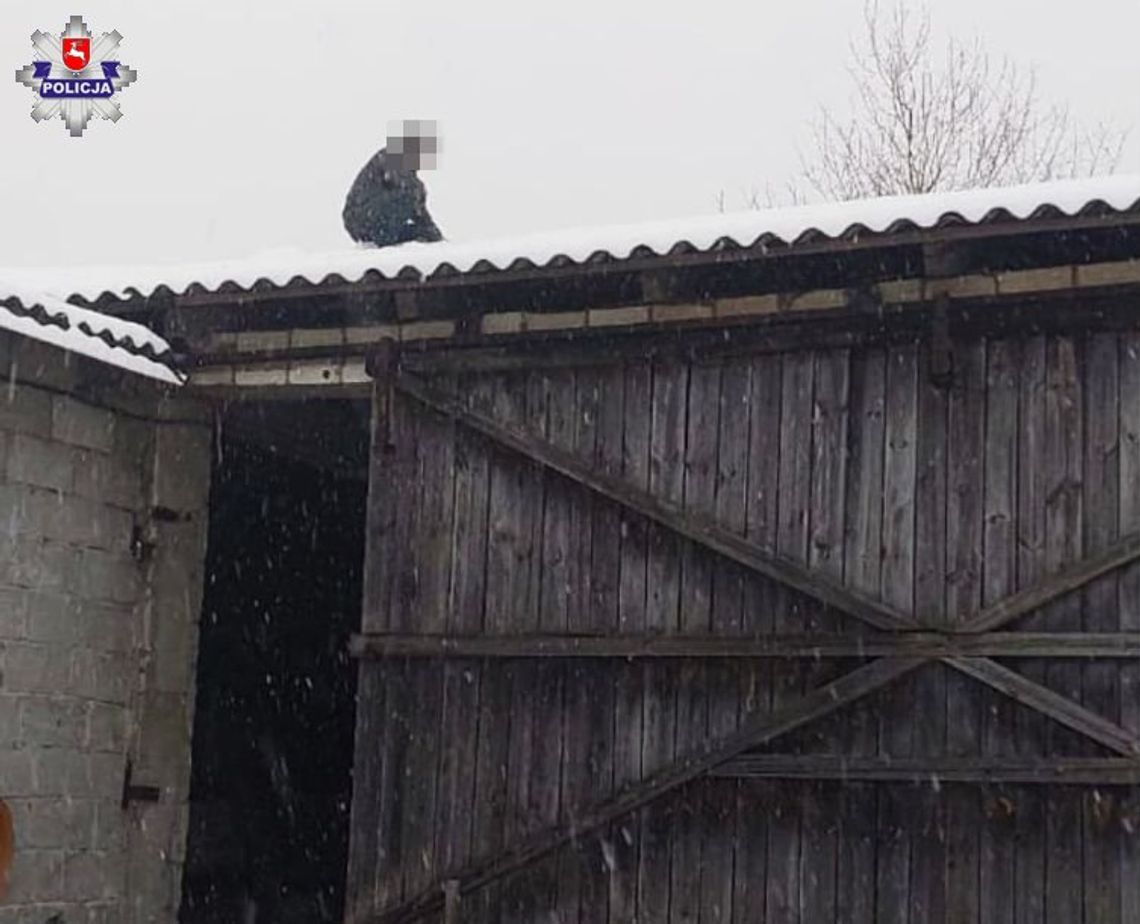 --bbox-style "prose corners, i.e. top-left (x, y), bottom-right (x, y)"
top-left (15, 16), bottom-right (138, 137)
